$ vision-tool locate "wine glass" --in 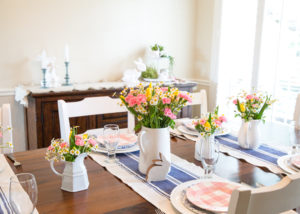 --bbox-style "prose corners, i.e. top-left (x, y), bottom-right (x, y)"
top-left (200, 136), bottom-right (219, 178)
top-left (103, 124), bottom-right (120, 163)
top-left (9, 173), bottom-right (38, 214)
